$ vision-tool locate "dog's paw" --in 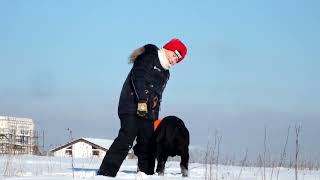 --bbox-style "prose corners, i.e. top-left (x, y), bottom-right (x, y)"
top-left (135, 171), bottom-right (149, 180)
top-left (181, 166), bottom-right (188, 177)
top-left (157, 171), bottom-right (164, 176)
